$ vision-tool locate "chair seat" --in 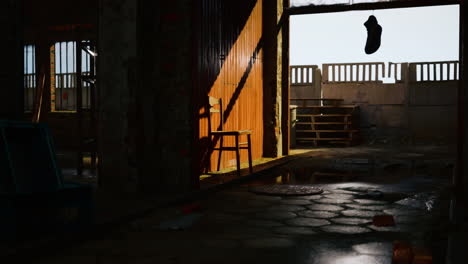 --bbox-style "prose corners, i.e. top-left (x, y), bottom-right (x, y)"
top-left (213, 146), bottom-right (250, 151)
top-left (211, 130), bottom-right (252, 135)
top-left (207, 96), bottom-right (253, 176)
